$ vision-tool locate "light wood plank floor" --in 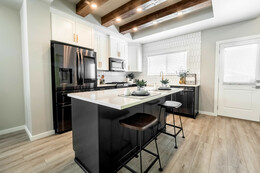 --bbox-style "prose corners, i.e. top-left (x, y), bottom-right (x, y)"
top-left (0, 114), bottom-right (259, 173)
